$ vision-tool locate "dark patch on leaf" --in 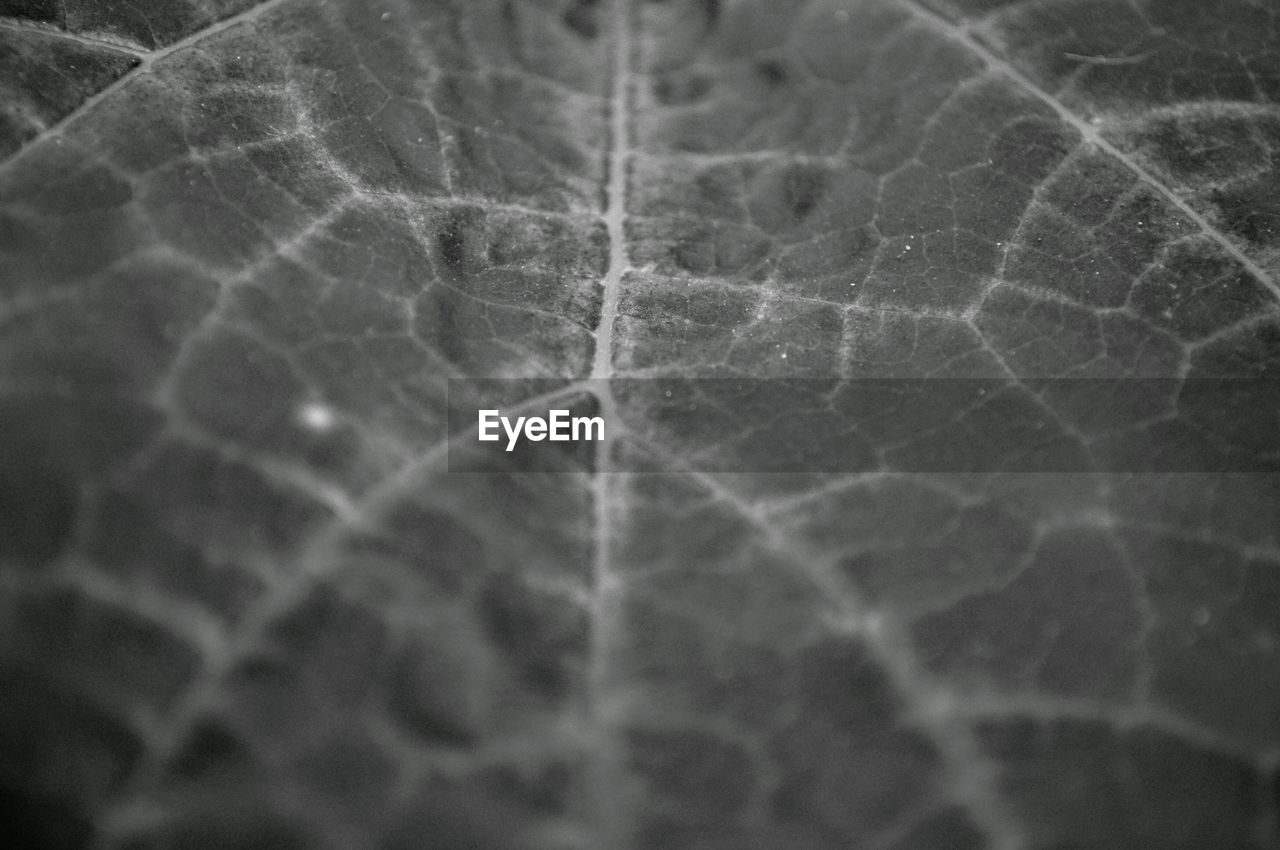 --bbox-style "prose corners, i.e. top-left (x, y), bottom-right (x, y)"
top-left (1127, 115), bottom-right (1270, 185)
top-left (0, 667), bottom-right (143, 802)
top-left (124, 814), bottom-right (319, 850)
top-left (783, 164), bottom-right (828, 220)
top-left (979, 718), bottom-right (1268, 849)
top-left (0, 466), bottom-right (76, 569)
top-left (437, 208), bottom-right (479, 276)
top-left (755, 58), bottom-right (789, 86)
top-left (381, 780), bottom-right (528, 850)
top-left (795, 638), bottom-right (898, 733)
top-left (387, 641), bottom-right (480, 749)
top-left (480, 760), bottom-right (574, 813)
top-left (914, 531), bottom-right (1141, 698)
top-left (1211, 179), bottom-right (1280, 248)
top-left (0, 783), bottom-right (93, 850)
top-left (477, 574), bottom-right (586, 699)
top-left (891, 807), bottom-right (987, 849)
top-left (0, 1), bottom-right (64, 24)
top-left (628, 728), bottom-right (755, 817)
top-left (563, 0), bottom-right (602, 39)
top-left (652, 70), bottom-right (713, 105)
top-left (164, 718), bottom-right (254, 780)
